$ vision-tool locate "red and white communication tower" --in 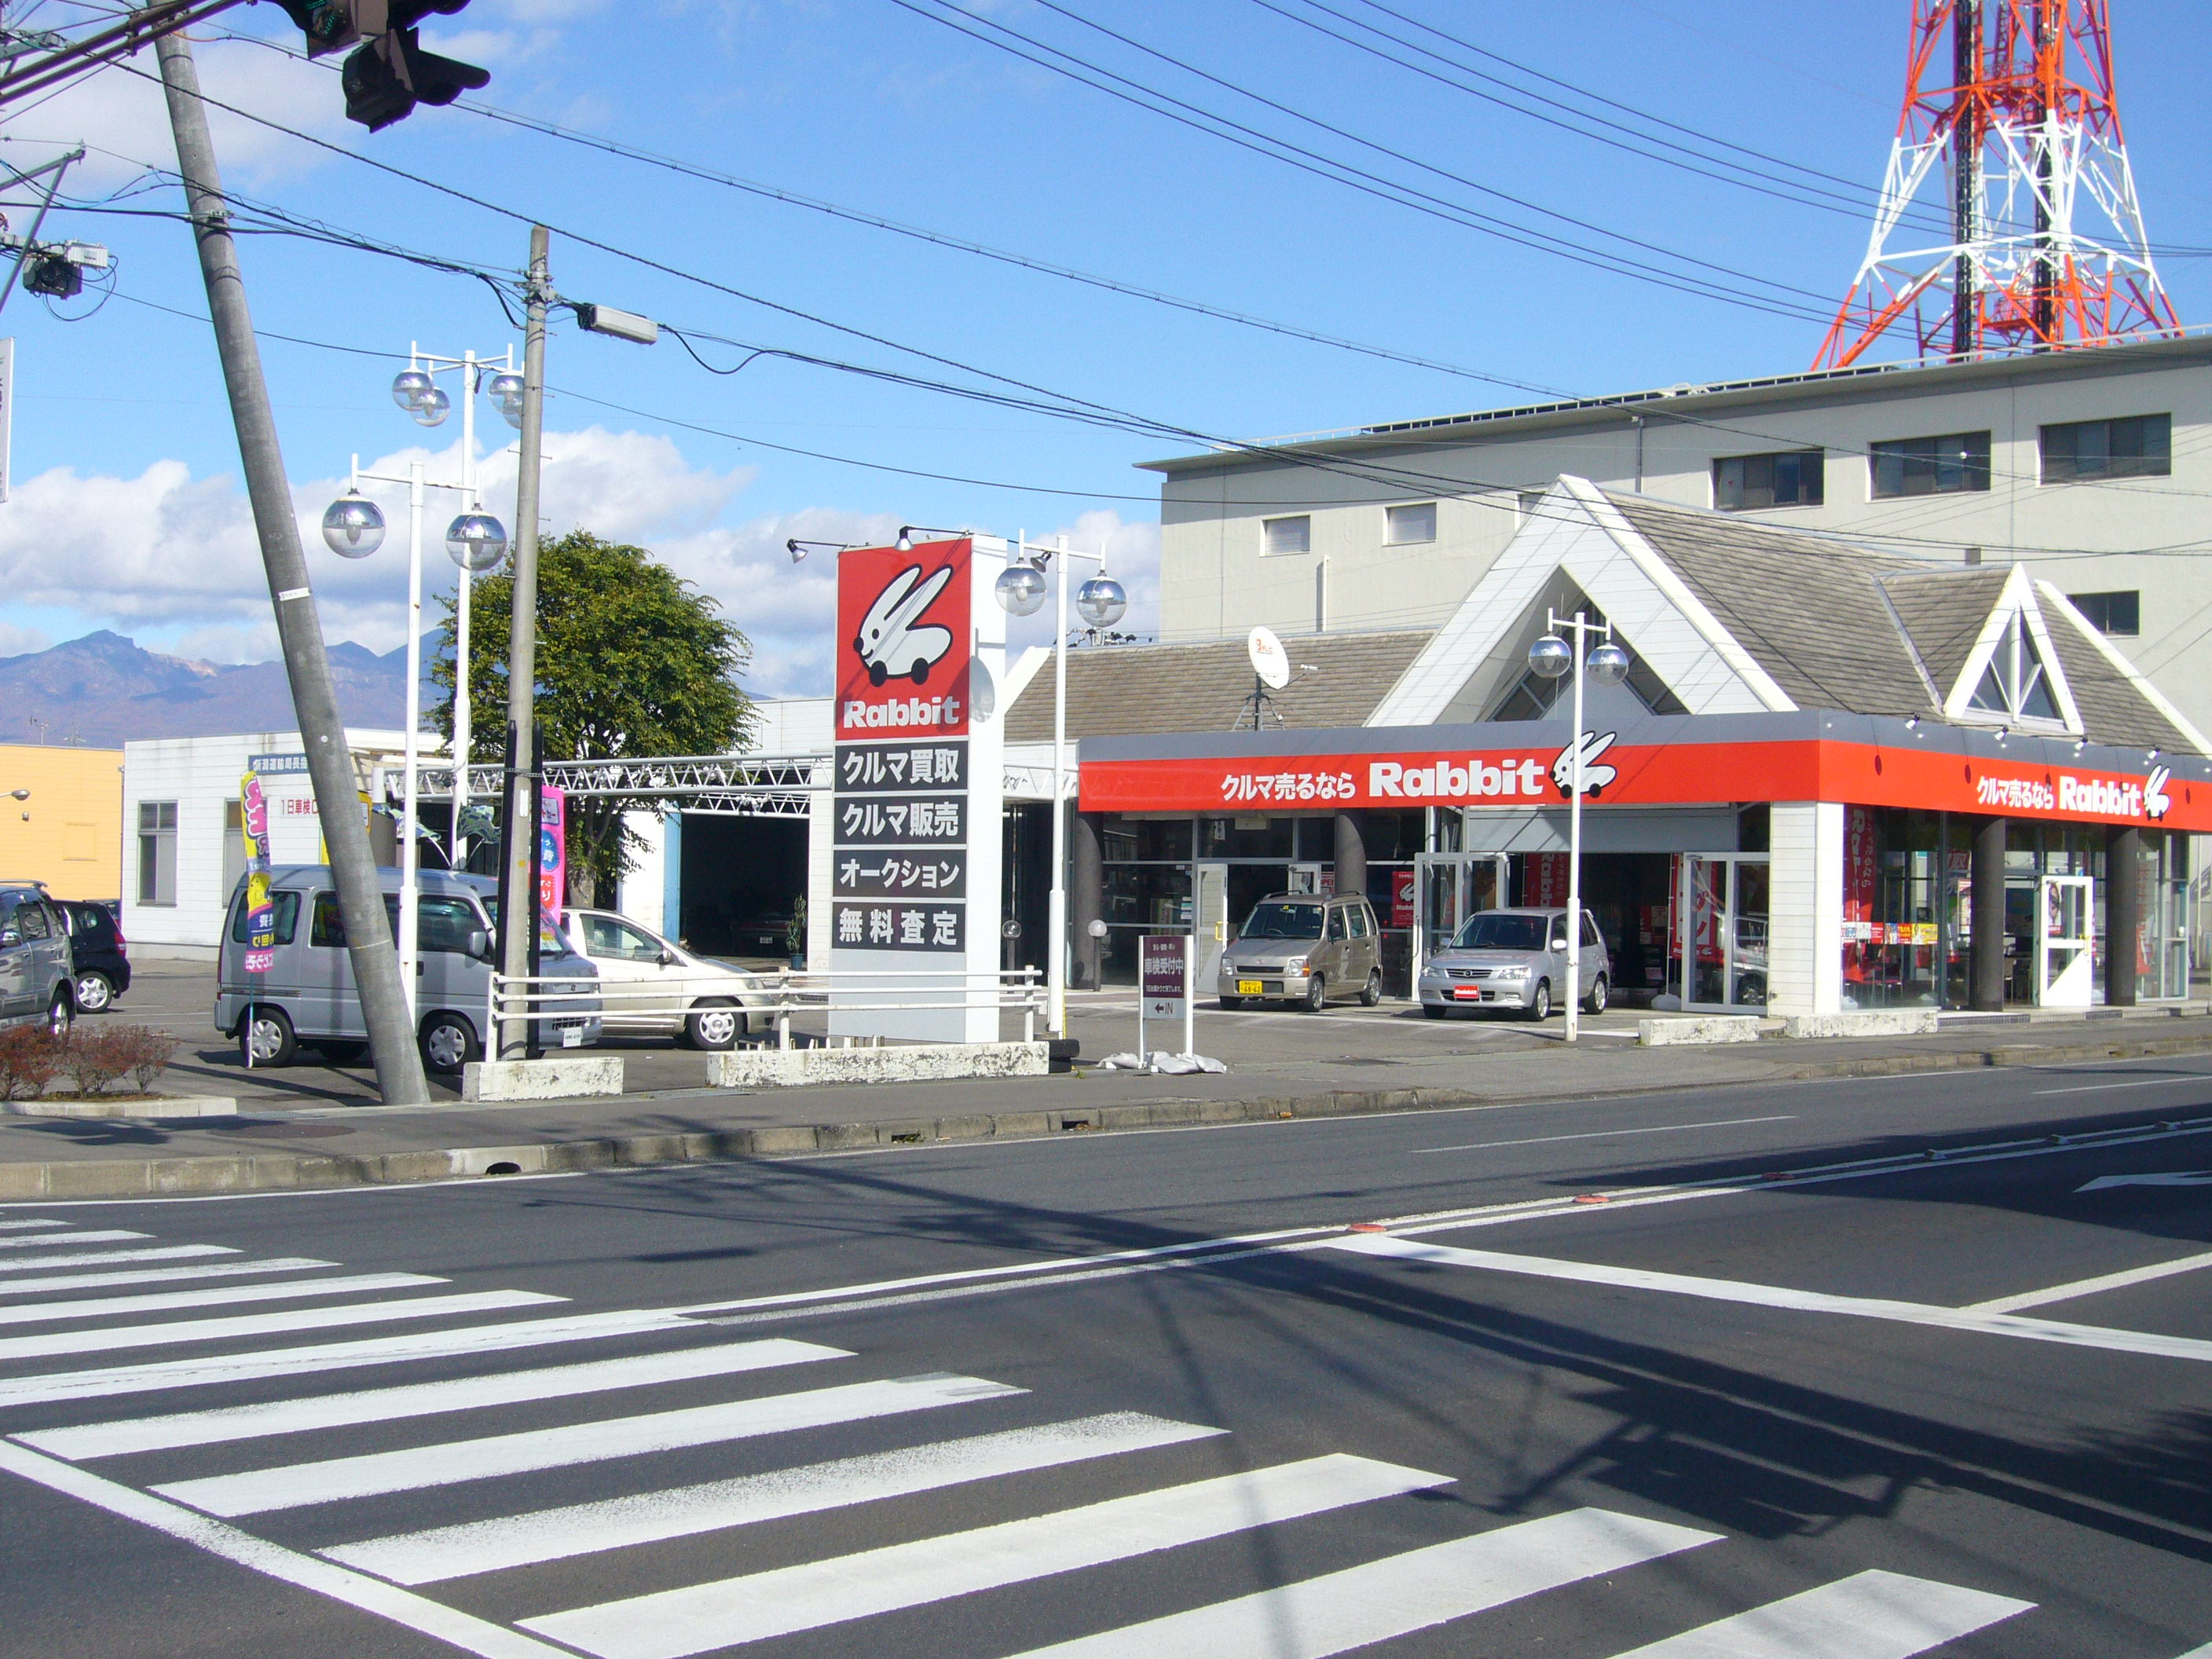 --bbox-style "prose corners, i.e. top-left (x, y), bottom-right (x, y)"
top-left (1814, 1), bottom-right (2177, 370)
